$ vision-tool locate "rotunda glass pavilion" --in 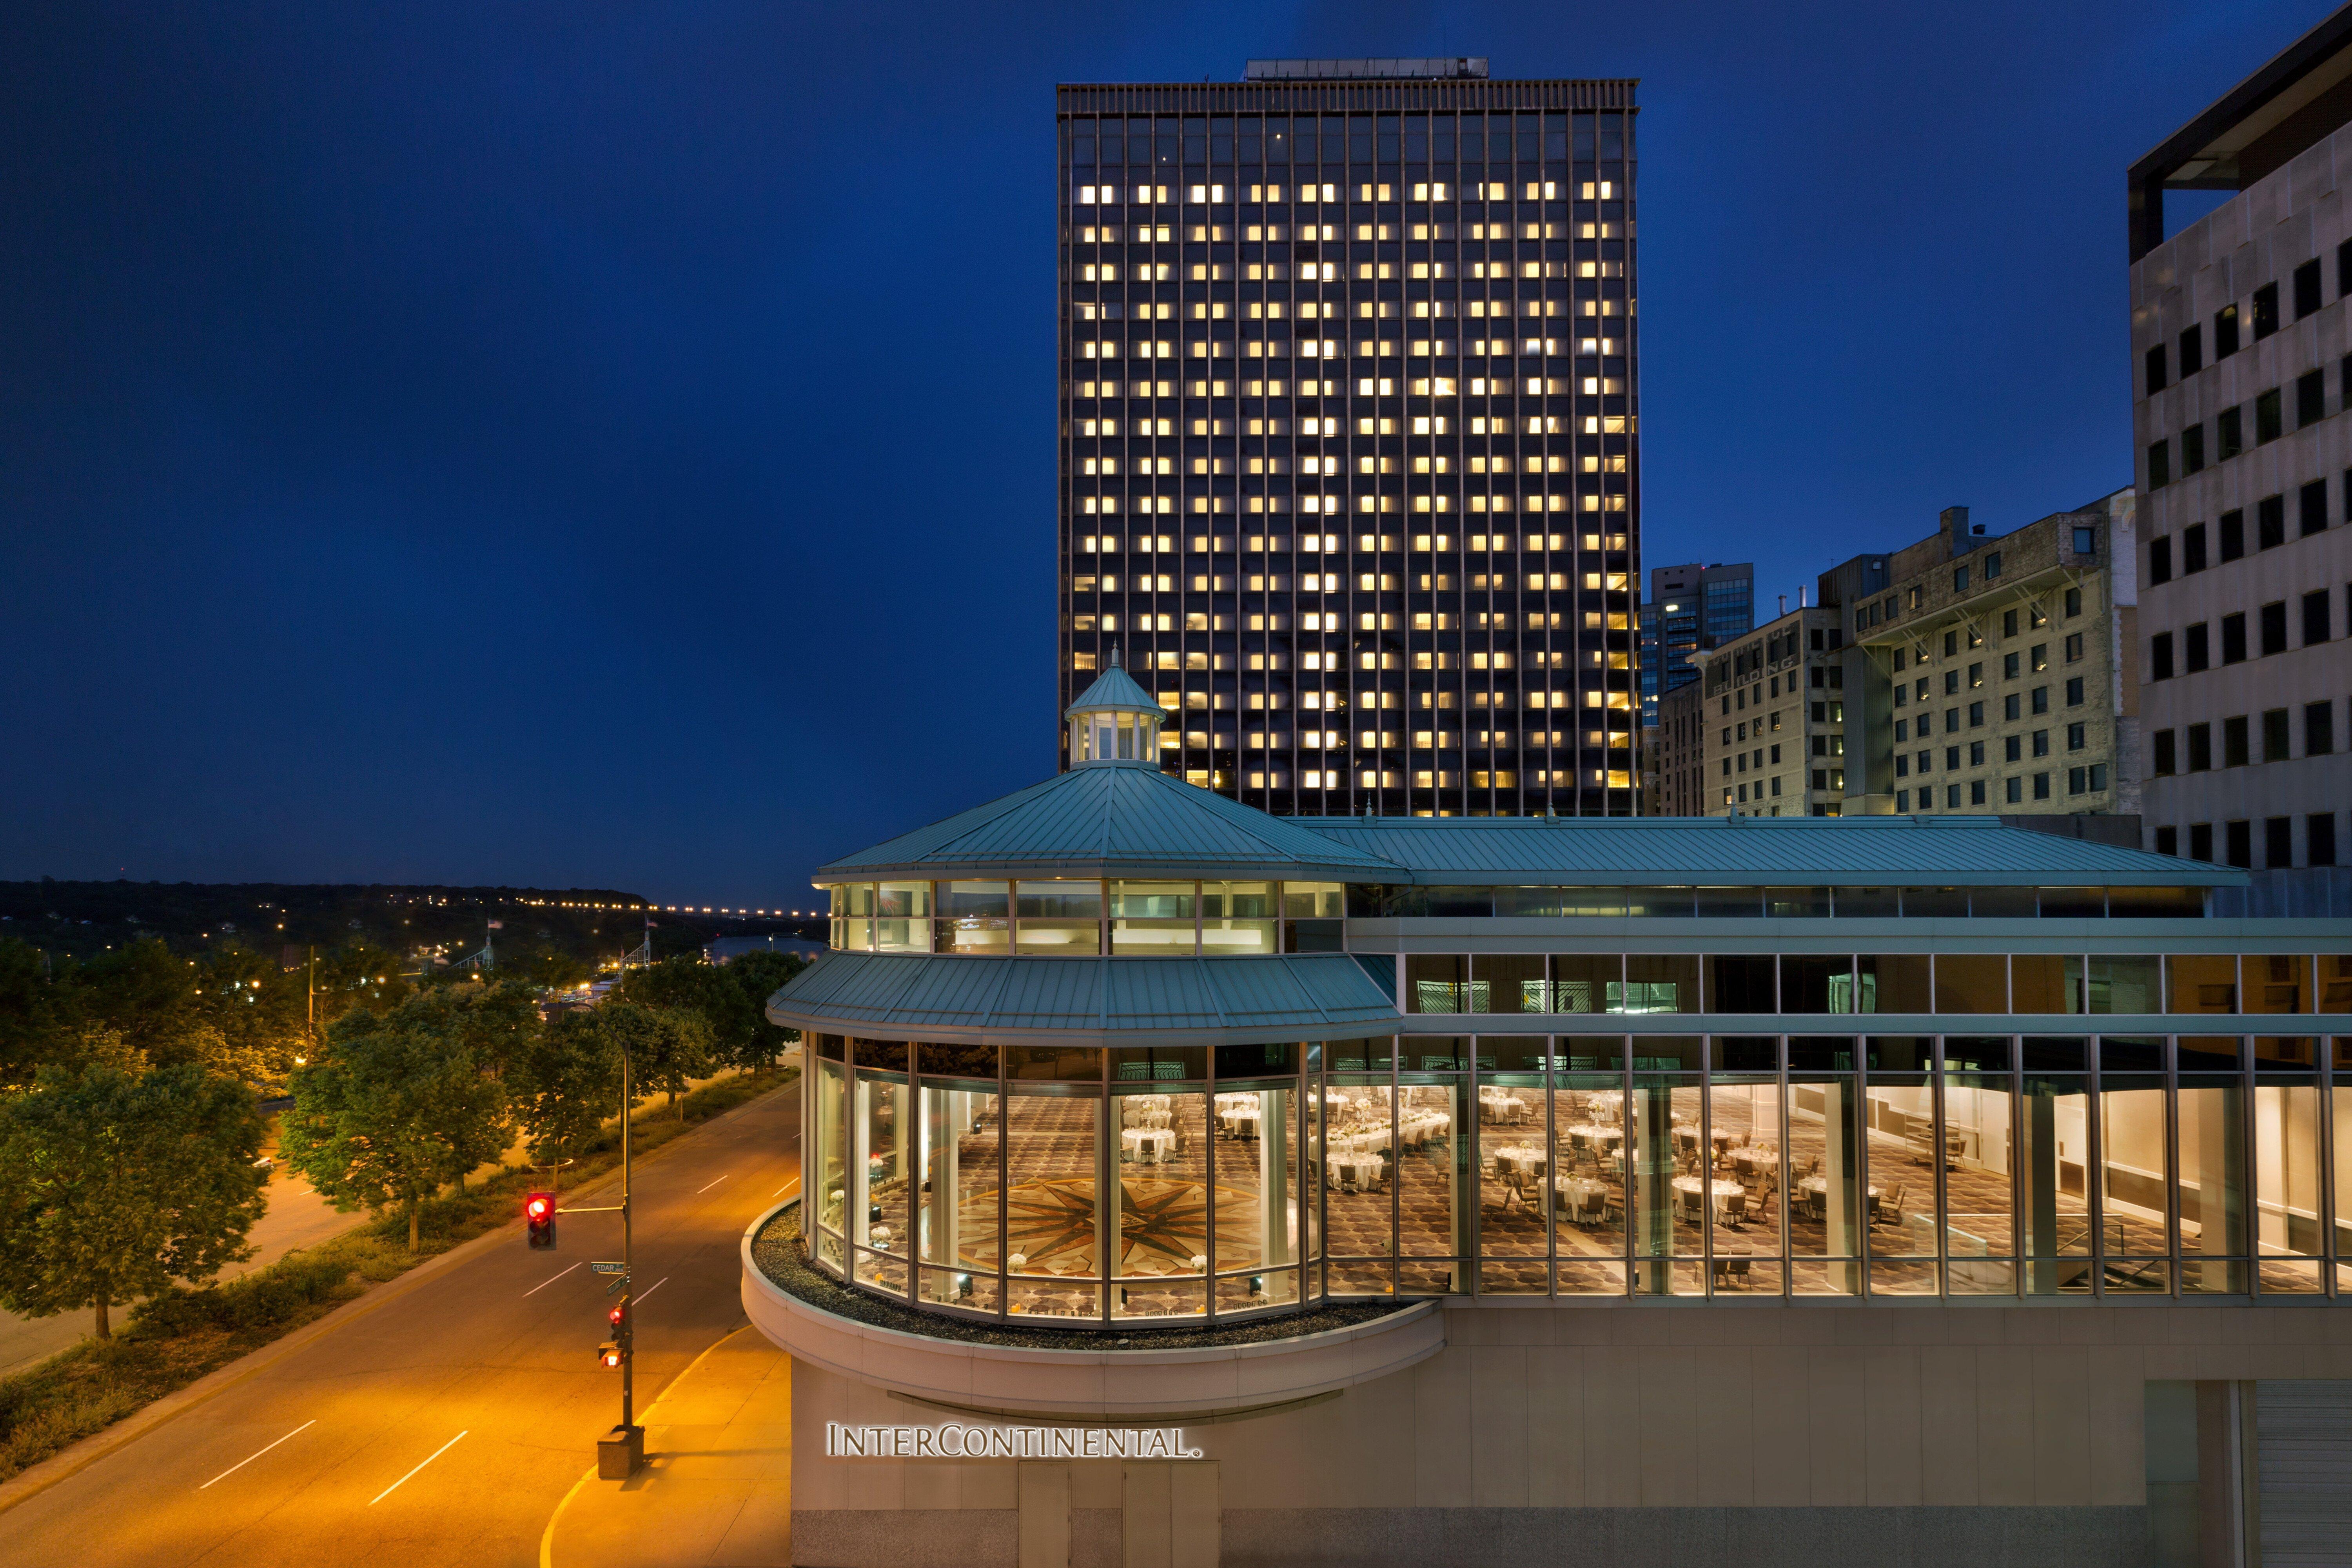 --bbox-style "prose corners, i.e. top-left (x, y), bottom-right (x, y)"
top-left (775, 657), bottom-right (1401, 1326)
